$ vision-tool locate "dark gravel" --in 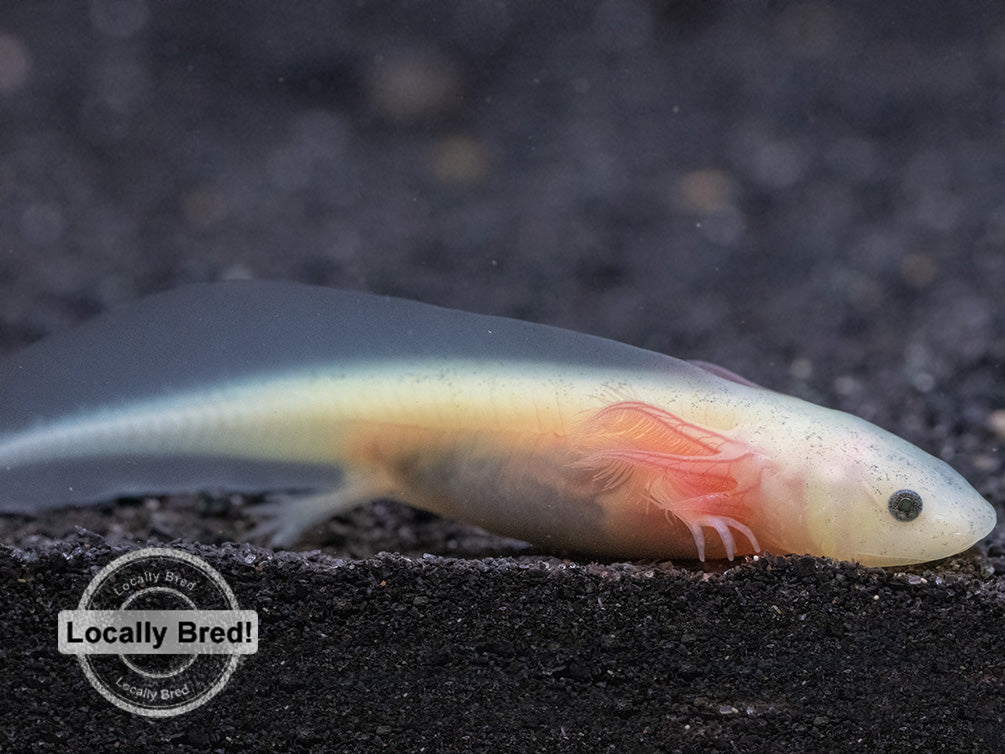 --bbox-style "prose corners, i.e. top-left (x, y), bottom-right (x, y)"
top-left (0, 2), bottom-right (1003, 751)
